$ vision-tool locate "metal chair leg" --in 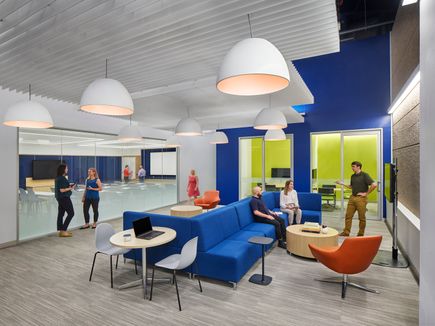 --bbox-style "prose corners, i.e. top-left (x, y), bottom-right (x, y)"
top-left (134, 251), bottom-right (138, 275)
top-left (342, 275), bottom-right (348, 299)
top-left (89, 252), bottom-right (98, 282)
top-left (149, 266), bottom-right (155, 301)
top-left (115, 255), bottom-right (119, 269)
top-left (173, 270), bottom-right (182, 311)
top-left (110, 255), bottom-right (113, 288)
top-left (194, 261), bottom-right (202, 292)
